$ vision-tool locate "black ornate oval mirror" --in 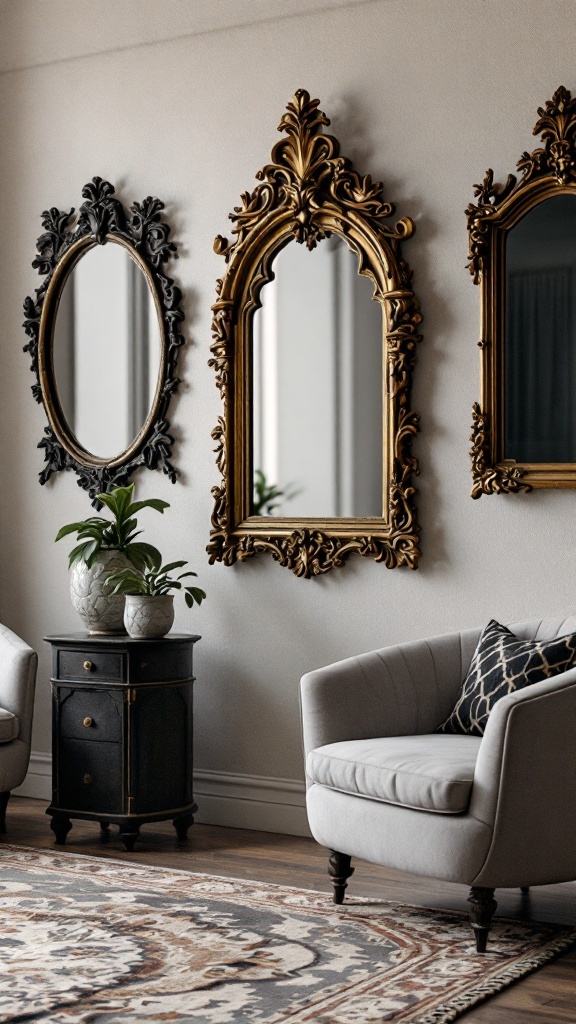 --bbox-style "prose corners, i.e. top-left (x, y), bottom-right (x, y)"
top-left (467, 86), bottom-right (576, 495)
top-left (24, 177), bottom-right (184, 503)
top-left (209, 90), bottom-right (423, 577)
